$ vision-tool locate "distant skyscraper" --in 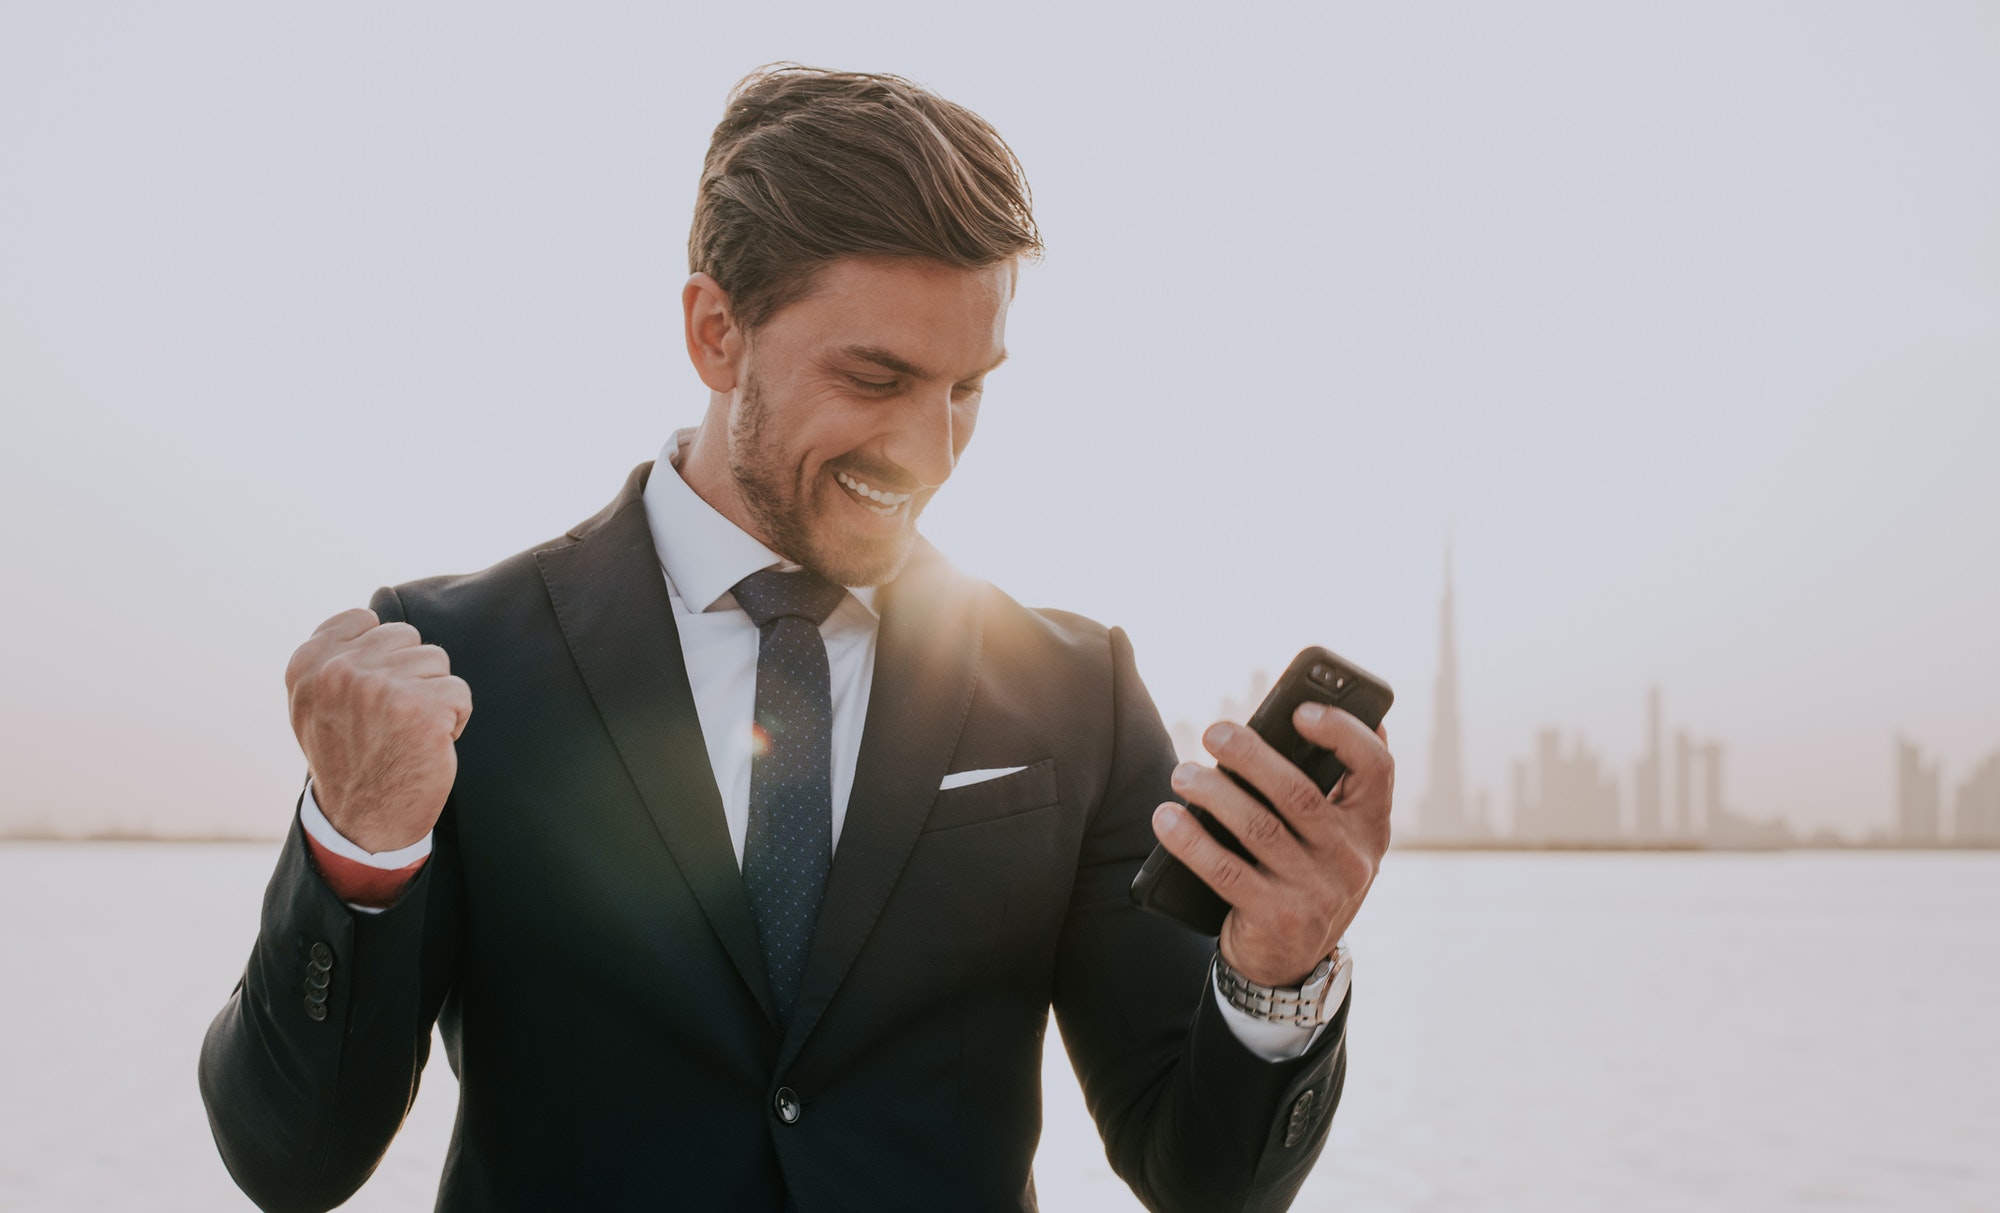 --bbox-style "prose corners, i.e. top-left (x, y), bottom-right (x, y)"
top-left (1420, 540), bottom-right (1470, 839)
top-left (1955, 749), bottom-right (2000, 846)
top-left (1701, 741), bottom-right (1725, 834)
top-left (1633, 685), bottom-right (1662, 839)
top-left (1896, 737), bottom-right (1941, 844)
top-left (1512, 728), bottom-right (1621, 842)
top-left (1673, 731), bottom-right (1694, 837)
top-left (1698, 740), bottom-right (1795, 848)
